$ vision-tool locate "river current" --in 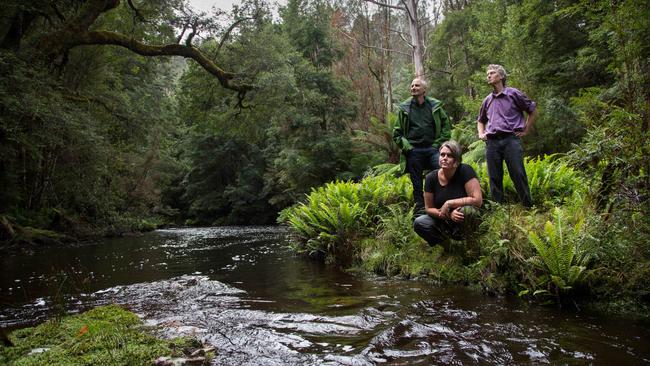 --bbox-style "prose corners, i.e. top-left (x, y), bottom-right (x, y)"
top-left (1, 226), bottom-right (649, 364)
